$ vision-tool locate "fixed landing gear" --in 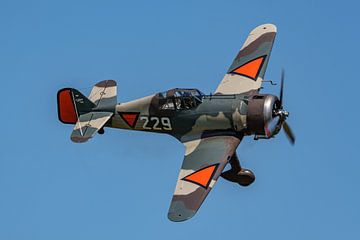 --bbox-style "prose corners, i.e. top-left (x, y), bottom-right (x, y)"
top-left (221, 154), bottom-right (255, 187)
